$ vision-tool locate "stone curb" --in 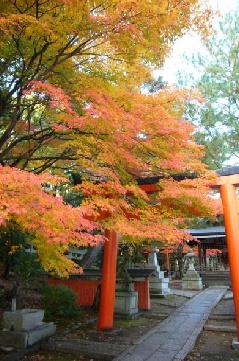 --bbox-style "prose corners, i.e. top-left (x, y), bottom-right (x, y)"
top-left (204, 324), bottom-right (237, 332)
top-left (41, 338), bottom-right (126, 359)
